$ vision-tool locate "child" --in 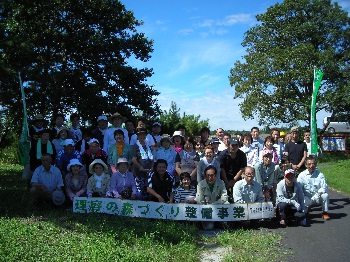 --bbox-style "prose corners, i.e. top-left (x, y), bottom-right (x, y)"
top-left (174, 172), bottom-right (197, 203)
